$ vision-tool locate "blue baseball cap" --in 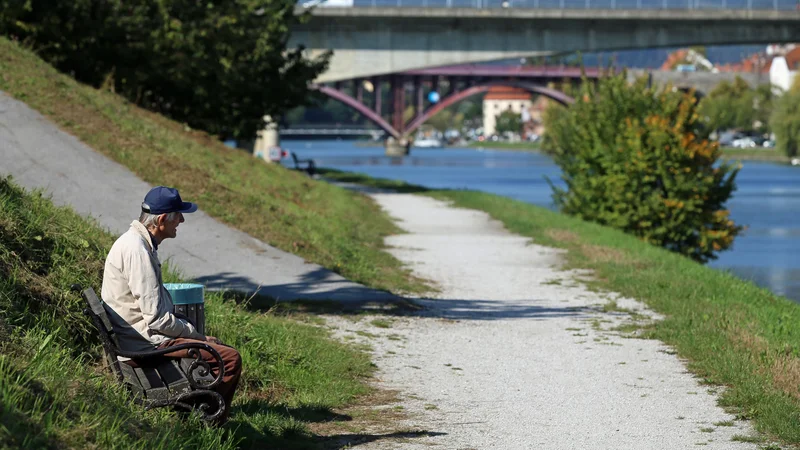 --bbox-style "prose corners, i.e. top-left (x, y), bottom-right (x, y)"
top-left (141, 186), bottom-right (198, 215)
